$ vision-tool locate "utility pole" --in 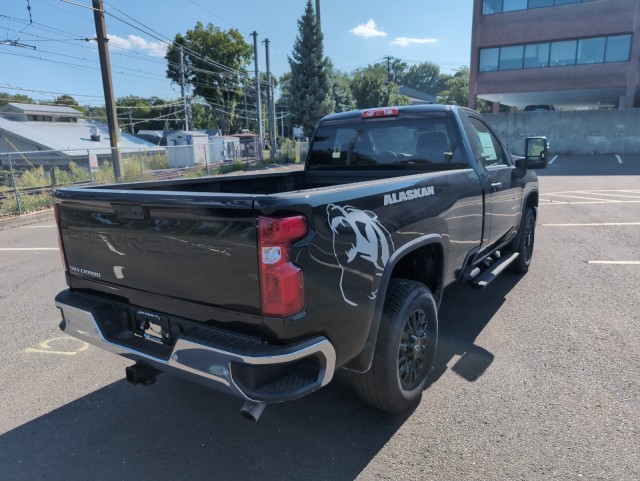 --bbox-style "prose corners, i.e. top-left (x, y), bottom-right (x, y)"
top-left (264, 38), bottom-right (277, 155)
top-left (92, 0), bottom-right (122, 181)
top-left (243, 84), bottom-right (249, 130)
top-left (128, 110), bottom-right (134, 134)
top-left (315, 0), bottom-right (321, 31)
top-left (383, 55), bottom-right (394, 84)
top-left (178, 45), bottom-right (189, 131)
top-left (251, 31), bottom-right (263, 161)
